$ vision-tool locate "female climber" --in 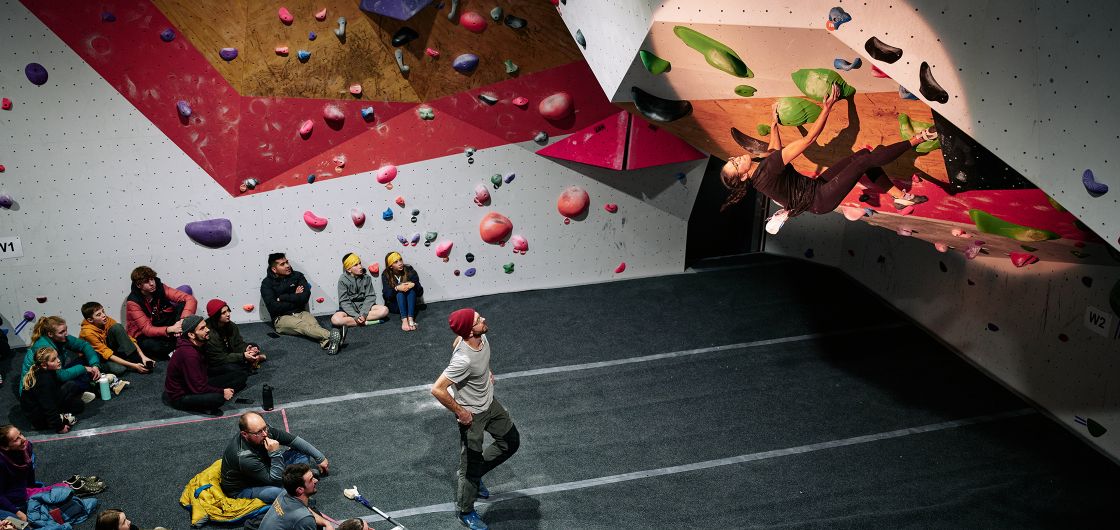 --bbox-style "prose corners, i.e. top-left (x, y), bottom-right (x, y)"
top-left (720, 83), bottom-right (939, 233)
